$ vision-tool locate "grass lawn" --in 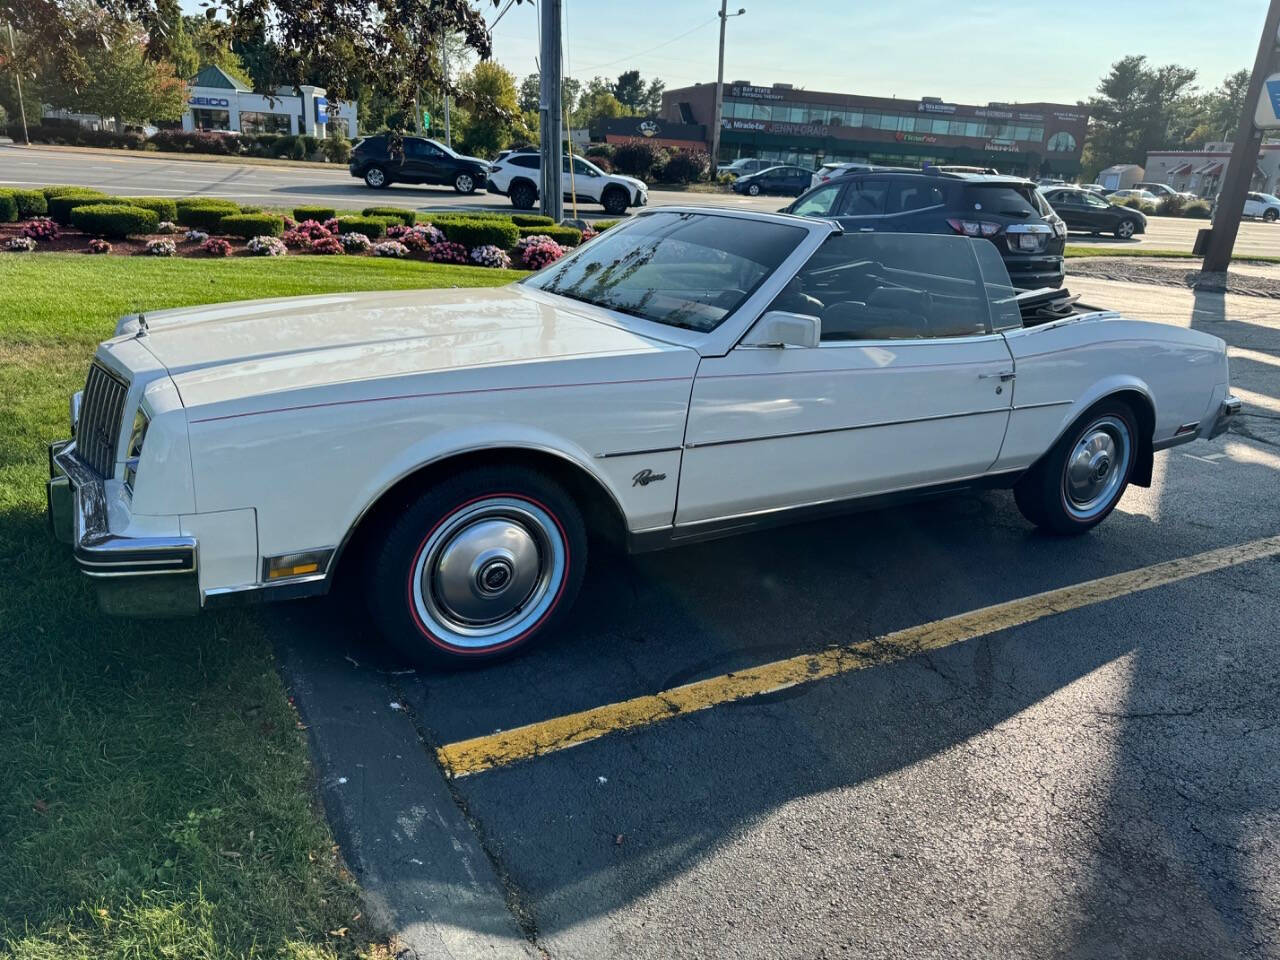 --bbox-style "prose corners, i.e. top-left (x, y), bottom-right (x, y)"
top-left (1064, 245), bottom-right (1280, 264)
top-left (0, 254), bottom-right (522, 959)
